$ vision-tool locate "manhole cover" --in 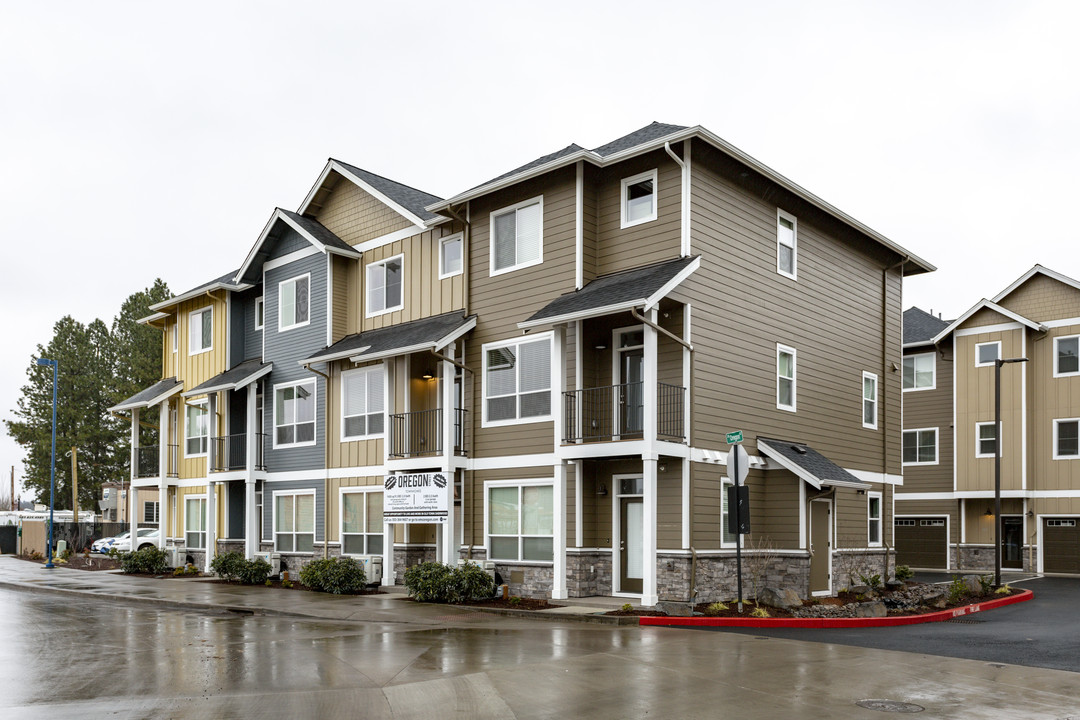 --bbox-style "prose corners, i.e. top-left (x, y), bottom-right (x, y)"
top-left (855, 699), bottom-right (925, 713)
